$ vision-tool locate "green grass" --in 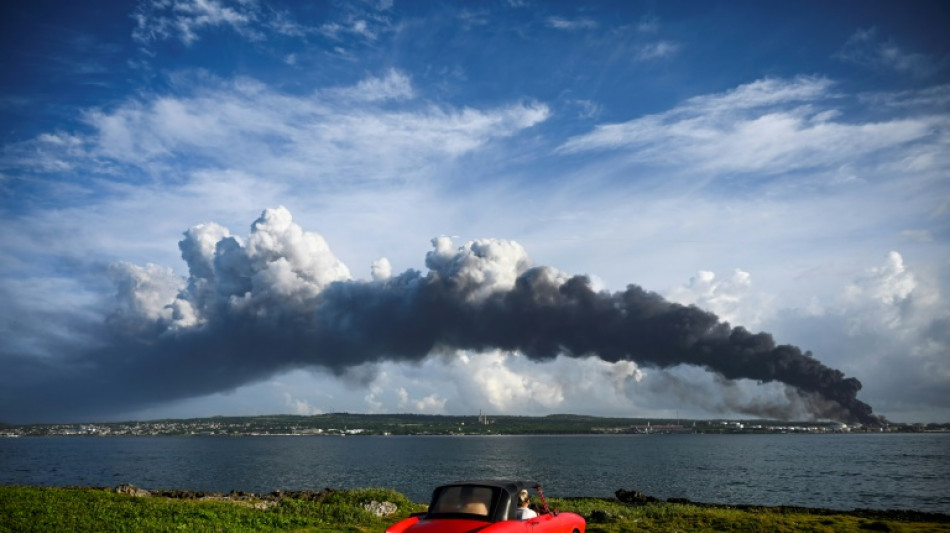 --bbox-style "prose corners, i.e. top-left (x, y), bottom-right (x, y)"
top-left (1, 487), bottom-right (946, 533)
top-left (552, 497), bottom-right (950, 533)
top-left (0, 486), bottom-right (422, 533)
